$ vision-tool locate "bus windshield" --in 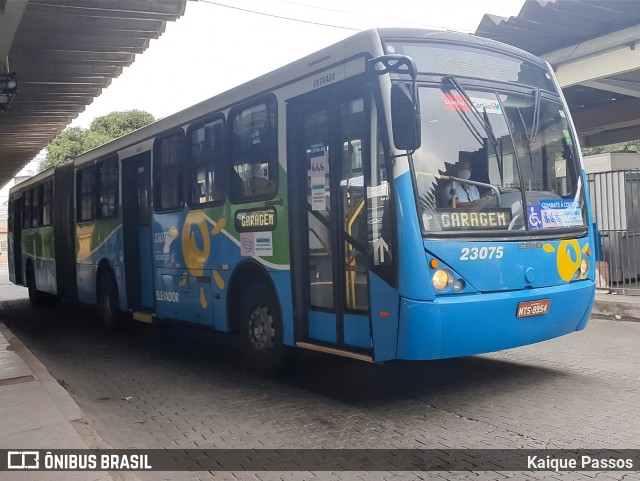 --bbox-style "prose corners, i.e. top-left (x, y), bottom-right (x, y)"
top-left (413, 83), bottom-right (587, 235)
